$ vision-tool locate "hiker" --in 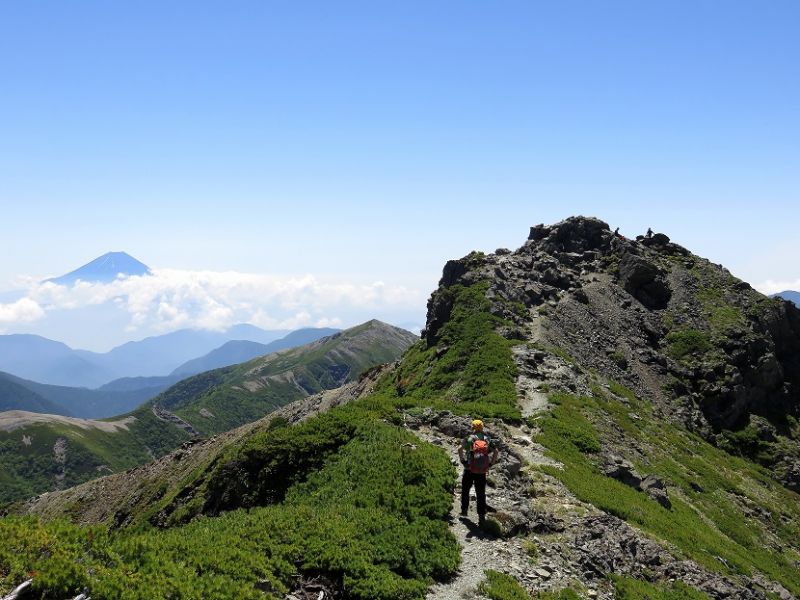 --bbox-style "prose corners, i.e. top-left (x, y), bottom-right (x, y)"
top-left (458, 419), bottom-right (499, 525)
top-left (614, 227), bottom-right (619, 236)
top-left (646, 227), bottom-right (653, 238)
